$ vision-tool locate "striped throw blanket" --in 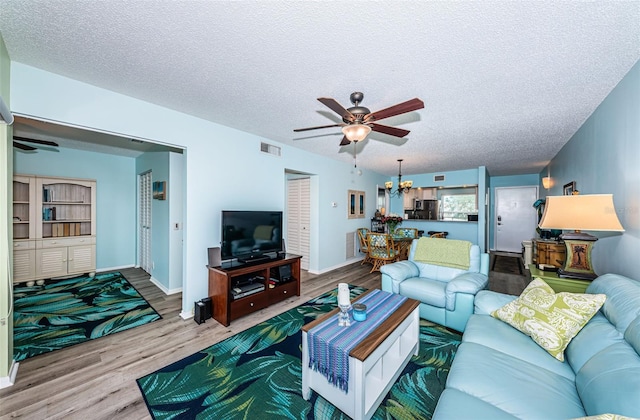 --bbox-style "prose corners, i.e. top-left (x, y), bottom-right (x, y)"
top-left (307, 289), bottom-right (408, 393)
